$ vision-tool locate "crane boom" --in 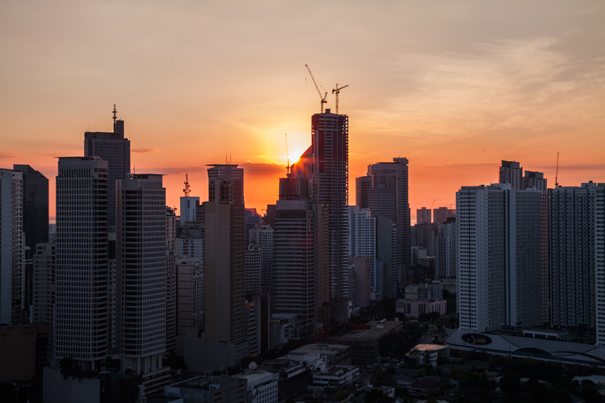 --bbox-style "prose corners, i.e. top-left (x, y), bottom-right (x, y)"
top-left (332, 83), bottom-right (349, 114)
top-left (555, 152), bottom-right (559, 188)
top-left (305, 64), bottom-right (328, 113)
top-left (285, 133), bottom-right (290, 175)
